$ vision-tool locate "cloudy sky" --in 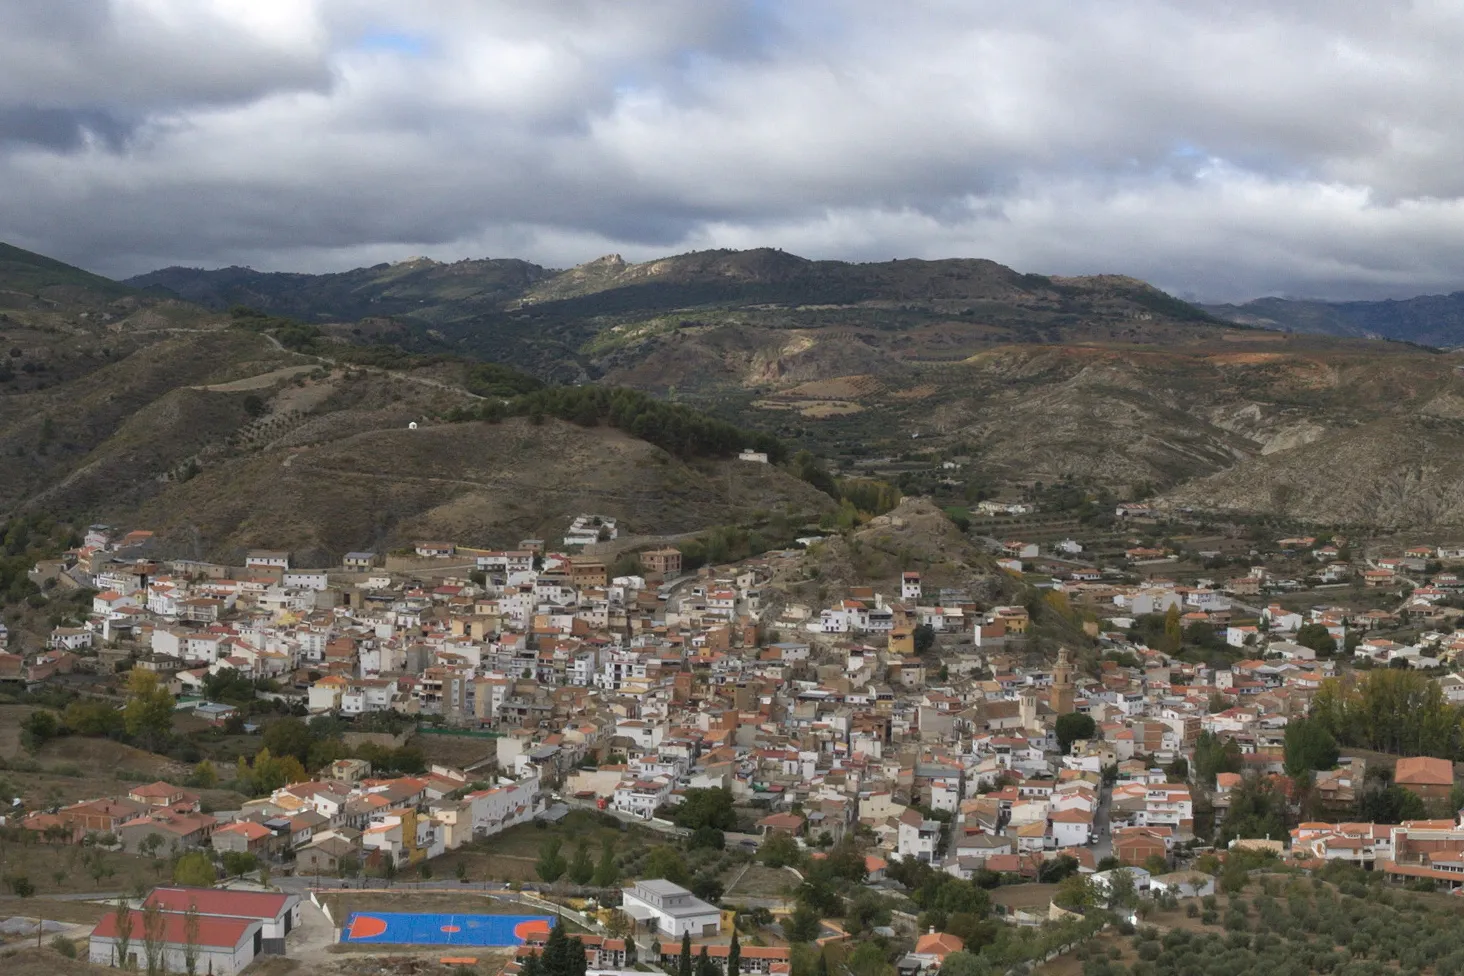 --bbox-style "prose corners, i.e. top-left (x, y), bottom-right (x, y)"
top-left (3, 0), bottom-right (1464, 301)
